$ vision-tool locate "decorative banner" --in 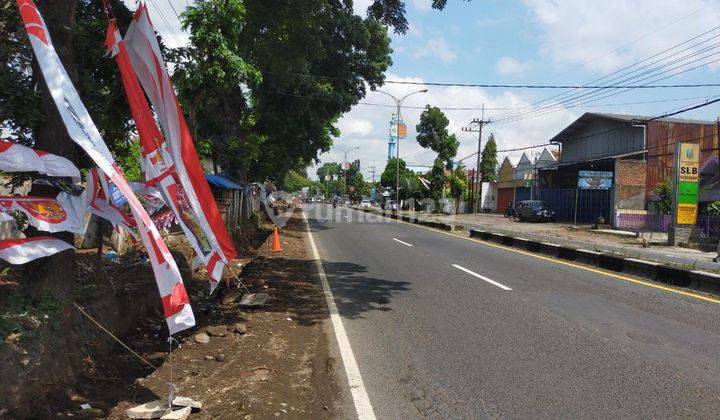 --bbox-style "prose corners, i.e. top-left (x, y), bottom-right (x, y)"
top-left (106, 21), bottom-right (226, 286)
top-left (0, 195), bottom-right (85, 234)
top-left (17, 0), bottom-right (194, 335)
top-left (124, 4), bottom-right (237, 267)
top-left (0, 141), bottom-right (80, 181)
top-left (0, 236), bottom-right (73, 265)
top-left (676, 143), bottom-right (700, 225)
top-left (578, 170), bottom-right (613, 190)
